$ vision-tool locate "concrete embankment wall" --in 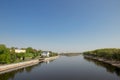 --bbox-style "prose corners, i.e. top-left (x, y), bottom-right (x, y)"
top-left (0, 56), bottom-right (59, 74)
top-left (0, 59), bottom-right (40, 74)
